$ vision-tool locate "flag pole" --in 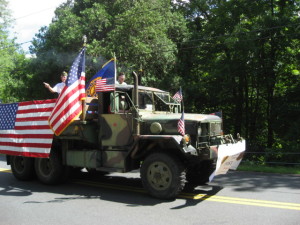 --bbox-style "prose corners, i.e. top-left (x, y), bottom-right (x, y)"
top-left (113, 52), bottom-right (117, 113)
top-left (81, 35), bottom-right (87, 122)
top-left (181, 86), bottom-right (185, 136)
top-left (177, 86), bottom-right (185, 136)
top-left (113, 52), bottom-right (117, 85)
top-left (180, 86), bottom-right (184, 113)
